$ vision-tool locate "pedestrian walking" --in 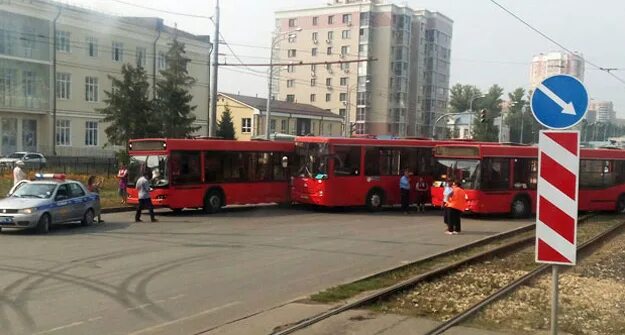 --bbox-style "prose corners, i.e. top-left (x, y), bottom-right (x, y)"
top-left (400, 168), bottom-right (411, 214)
top-left (116, 164), bottom-right (128, 205)
top-left (415, 177), bottom-right (429, 213)
top-left (87, 176), bottom-right (104, 223)
top-left (13, 160), bottom-right (26, 186)
top-left (135, 170), bottom-right (158, 223)
top-left (445, 180), bottom-right (467, 235)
